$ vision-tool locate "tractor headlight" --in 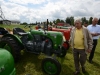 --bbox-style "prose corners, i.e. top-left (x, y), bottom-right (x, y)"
top-left (63, 36), bottom-right (66, 42)
top-left (60, 36), bottom-right (66, 47)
